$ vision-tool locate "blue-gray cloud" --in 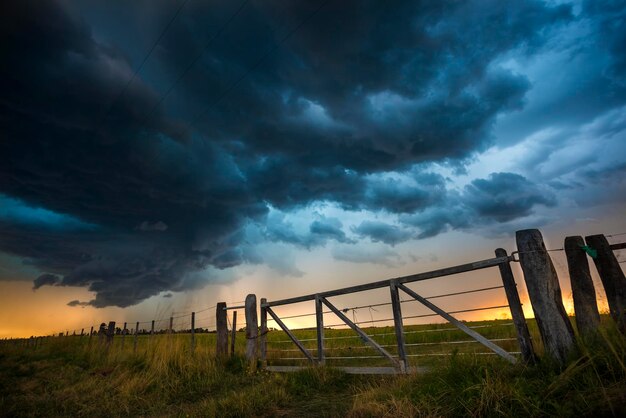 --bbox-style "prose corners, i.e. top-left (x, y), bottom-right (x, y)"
top-left (353, 221), bottom-right (414, 246)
